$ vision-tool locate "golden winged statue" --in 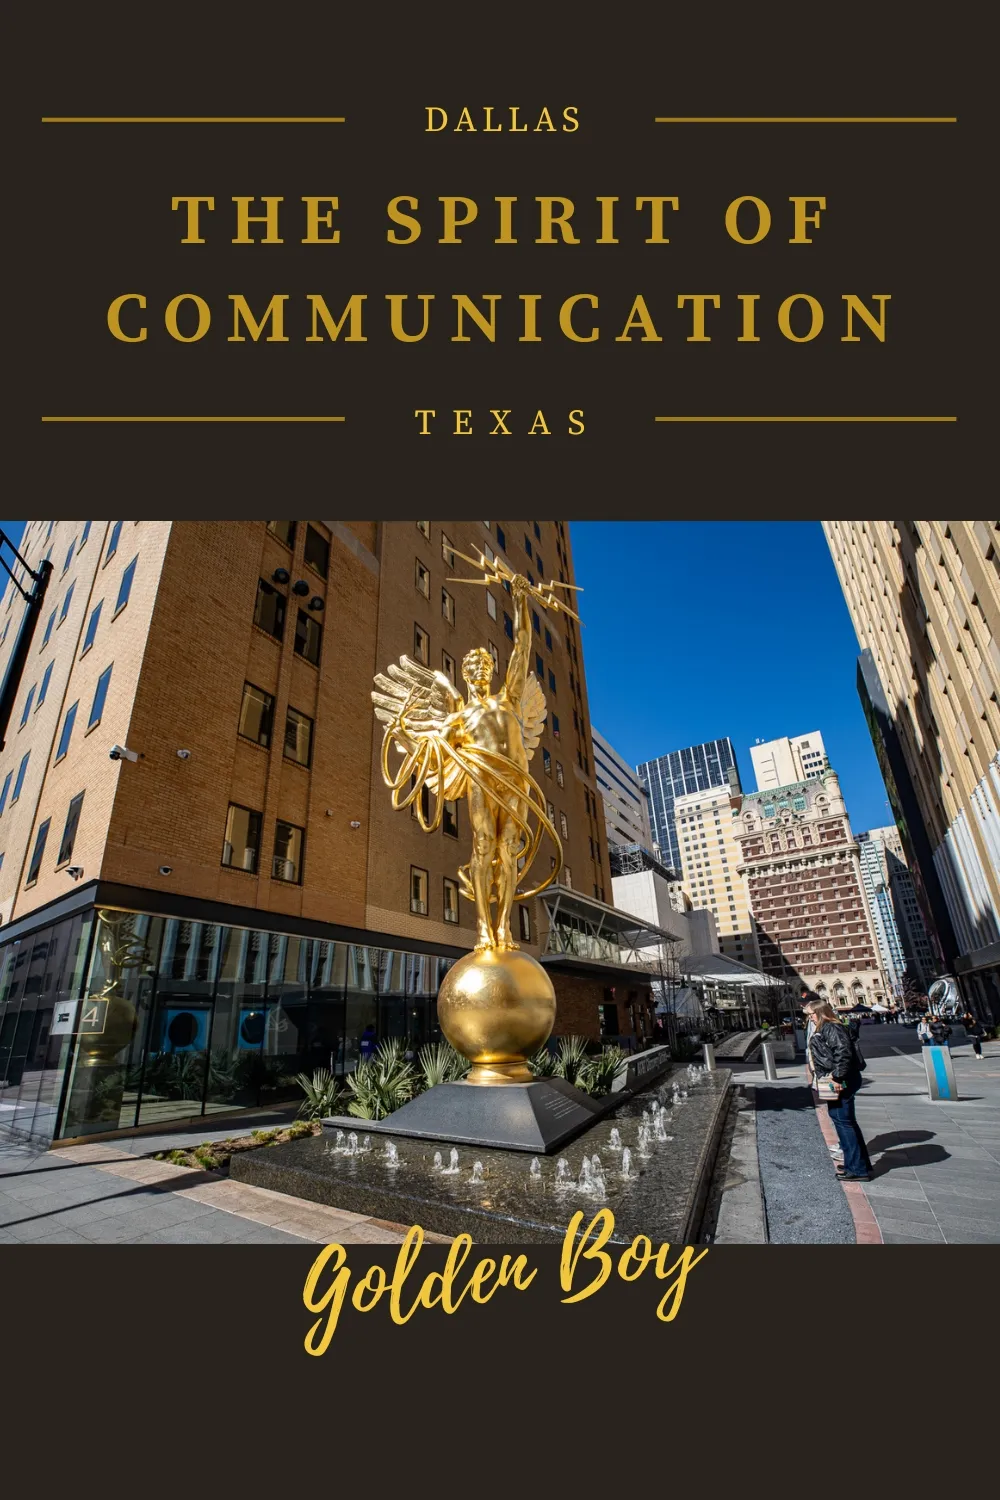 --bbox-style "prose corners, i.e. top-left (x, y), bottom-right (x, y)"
top-left (373, 548), bottom-right (581, 953)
